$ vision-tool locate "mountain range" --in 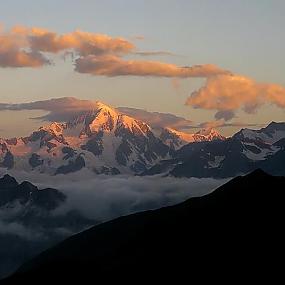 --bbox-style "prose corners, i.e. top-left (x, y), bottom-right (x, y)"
top-left (2, 169), bottom-right (284, 283)
top-left (0, 101), bottom-right (284, 177)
